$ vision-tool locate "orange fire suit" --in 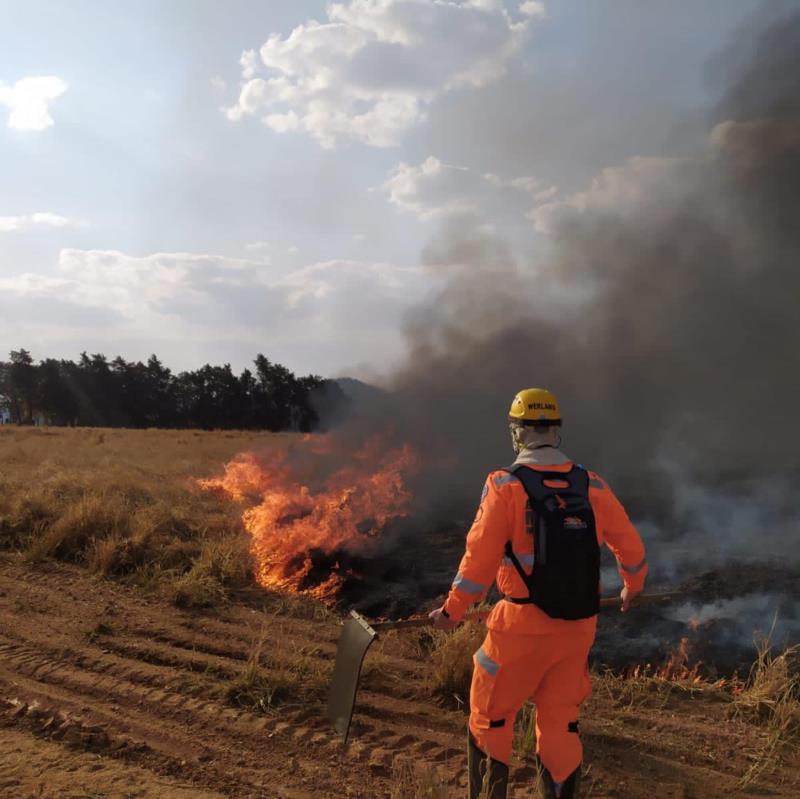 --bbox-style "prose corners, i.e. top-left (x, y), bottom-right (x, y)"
top-left (442, 461), bottom-right (647, 784)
